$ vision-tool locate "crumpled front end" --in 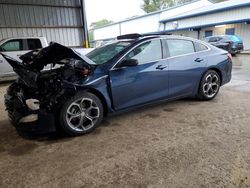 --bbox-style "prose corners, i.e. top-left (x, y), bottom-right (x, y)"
top-left (3, 43), bottom-right (95, 134)
top-left (4, 83), bottom-right (57, 133)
